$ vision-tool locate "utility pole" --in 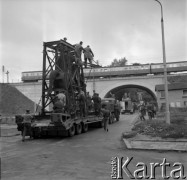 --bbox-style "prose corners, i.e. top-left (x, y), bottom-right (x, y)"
top-left (2, 65), bottom-right (5, 83)
top-left (93, 68), bottom-right (95, 92)
top-left (154, 0), bottom-right (170, 124)
top-left (6, 70), bottom-right (9, 83)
